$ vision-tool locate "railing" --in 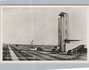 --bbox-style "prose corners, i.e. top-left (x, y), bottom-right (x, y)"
top-left (67, 45), bottom-right (87, 55)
